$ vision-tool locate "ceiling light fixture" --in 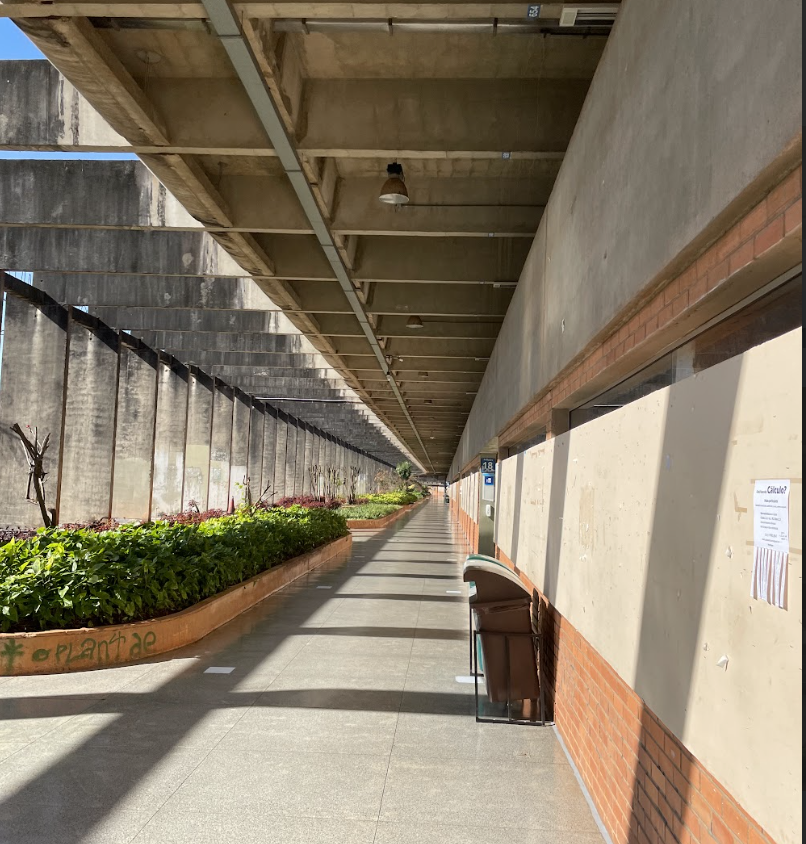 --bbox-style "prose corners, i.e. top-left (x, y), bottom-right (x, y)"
top-left (406, 315), bottom-right (424, 330)
top-left (379, 162), bottom-right (409, 205)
